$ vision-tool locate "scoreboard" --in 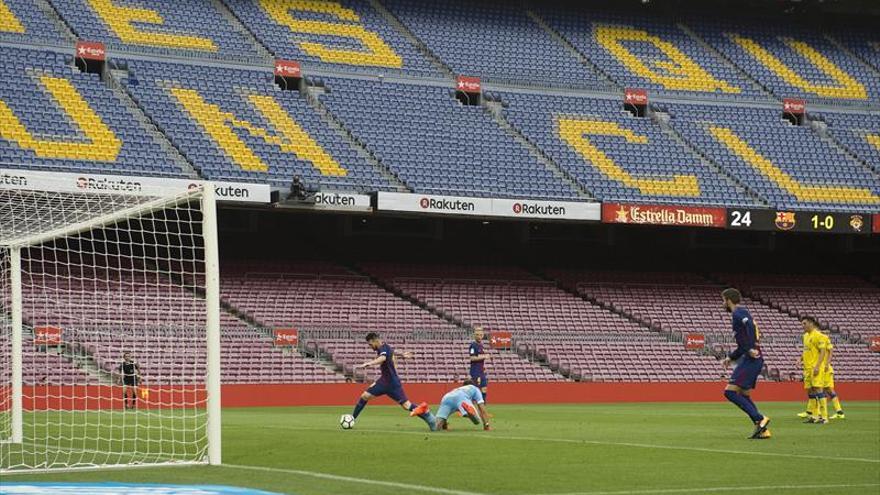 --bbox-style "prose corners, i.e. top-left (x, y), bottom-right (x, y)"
top-left (726, 209), bottom-right (872, 234)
